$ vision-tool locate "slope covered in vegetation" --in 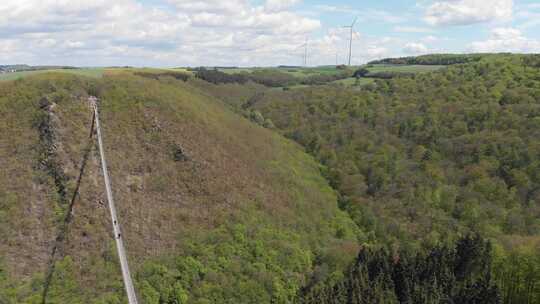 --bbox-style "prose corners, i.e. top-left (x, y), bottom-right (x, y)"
top-left (0, 72), bottom-right (357, 303)
top-left (247, 54), bottom-right (540, 244)
top-left (223, 54), bottom-right (540, 303)
top-left (368, 54), bottom-right (489, 65)
top-left (299, 234), bottom-right (501, 304)
top-left (2, 54), bottom-right (540, 303)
